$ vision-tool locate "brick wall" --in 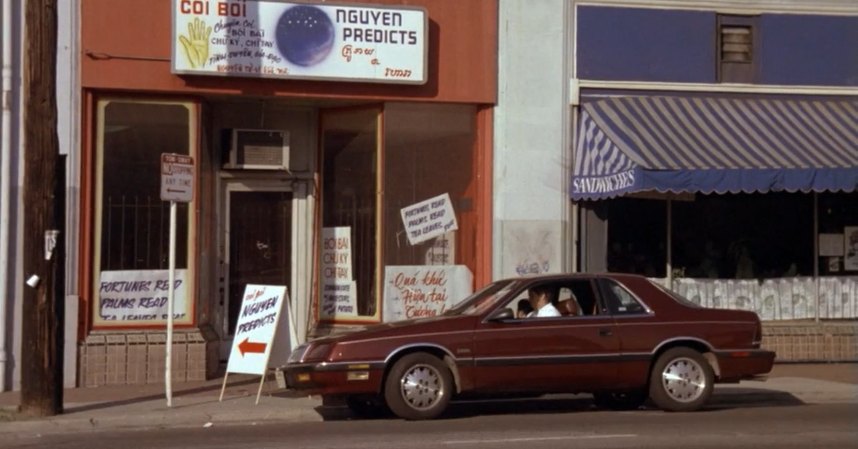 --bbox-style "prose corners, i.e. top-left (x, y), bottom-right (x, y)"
top-left (762, 322), bottom-right (858, 362)
top-left (78, 329), bottom-right (218, 387)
